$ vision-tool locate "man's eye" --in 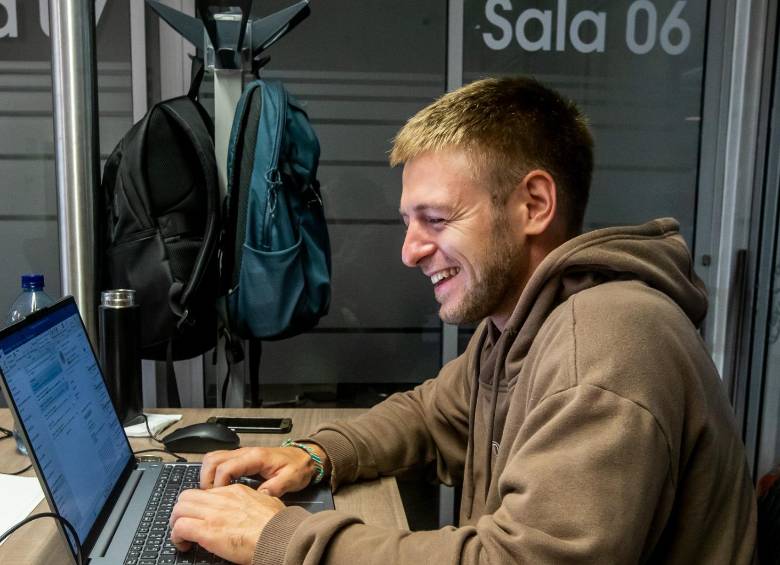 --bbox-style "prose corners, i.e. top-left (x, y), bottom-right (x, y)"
top-left (427, 217), bottom-right (444, 225)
